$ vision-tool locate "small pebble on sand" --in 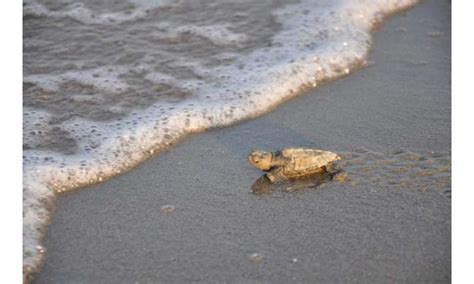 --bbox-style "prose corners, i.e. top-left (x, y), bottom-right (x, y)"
top-left (160, 205), bottom-right (176, 214)
top-left (249, 253), bottom-right (263, 263)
